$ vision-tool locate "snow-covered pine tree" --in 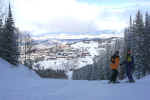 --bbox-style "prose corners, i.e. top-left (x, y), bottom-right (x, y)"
top-left (1, 4), bottom-right (19, 65)
top-left (0, 18), bottom-right (3, 58)
top-left (133, 10), bottom-right (145, 78)
top-left (0, 0), bottom-right (4, 57)
top-left (144, 12), bottom-right (150, 74)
